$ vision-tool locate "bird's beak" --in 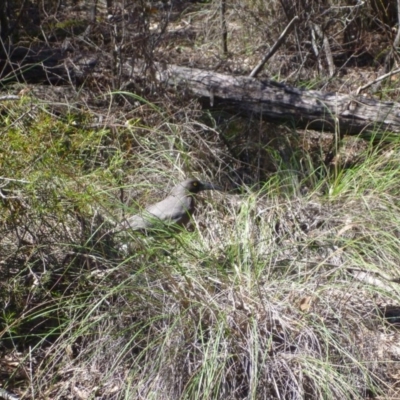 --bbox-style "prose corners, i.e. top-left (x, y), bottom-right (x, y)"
top-left (201, 182), bottom-right (223, 191)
